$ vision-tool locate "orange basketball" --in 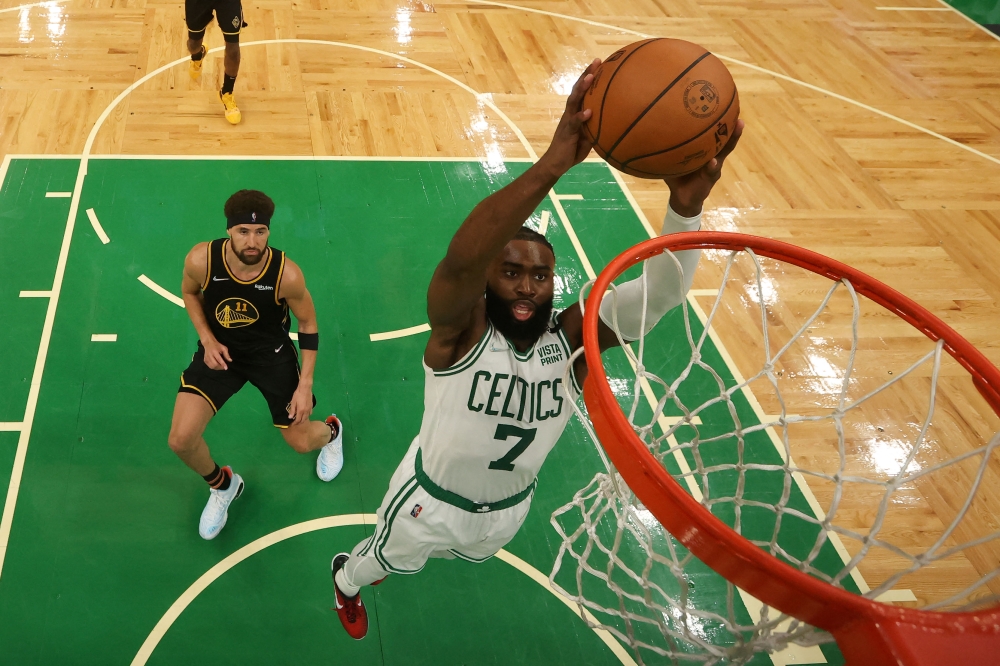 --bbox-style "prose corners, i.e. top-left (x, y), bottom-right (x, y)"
top-left (583, 38), bottom-right (740, 179)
